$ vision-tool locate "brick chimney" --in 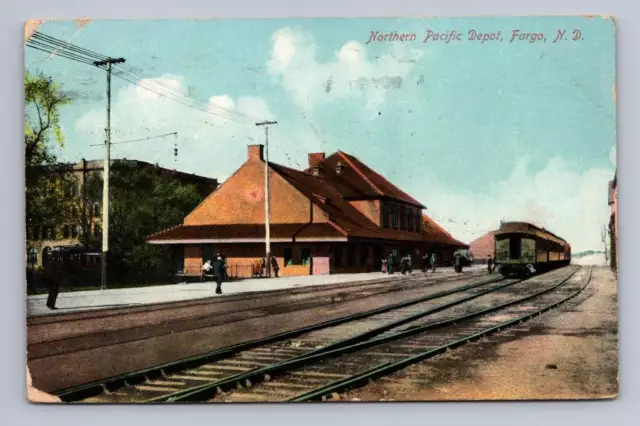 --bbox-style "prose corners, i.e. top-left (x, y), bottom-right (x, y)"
top-left (308, 152), bottom-right (326, 167)
top-left (248, 144), bottom-right (264, 161)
